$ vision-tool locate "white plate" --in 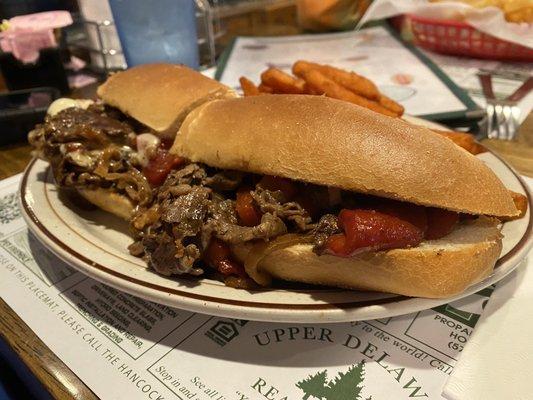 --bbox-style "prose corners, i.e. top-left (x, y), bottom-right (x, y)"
top-left (20, 148), bottom-right (532, 323)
